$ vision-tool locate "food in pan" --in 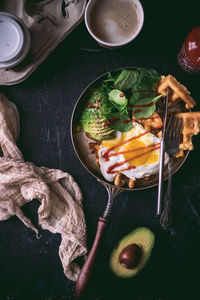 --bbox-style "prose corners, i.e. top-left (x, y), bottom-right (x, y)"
top-left (176, 112), bottom-right (200, 150)
top-left (80, 68), bottom-right (198, 188)
top-left (81, 88), bottom-right (116, 140)
top-left (157, 74), bottom-right (196, 108)
top-left (109, 227), bottom-right (155, 278)
top-left (98, 123), bottom-right (168, 183)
